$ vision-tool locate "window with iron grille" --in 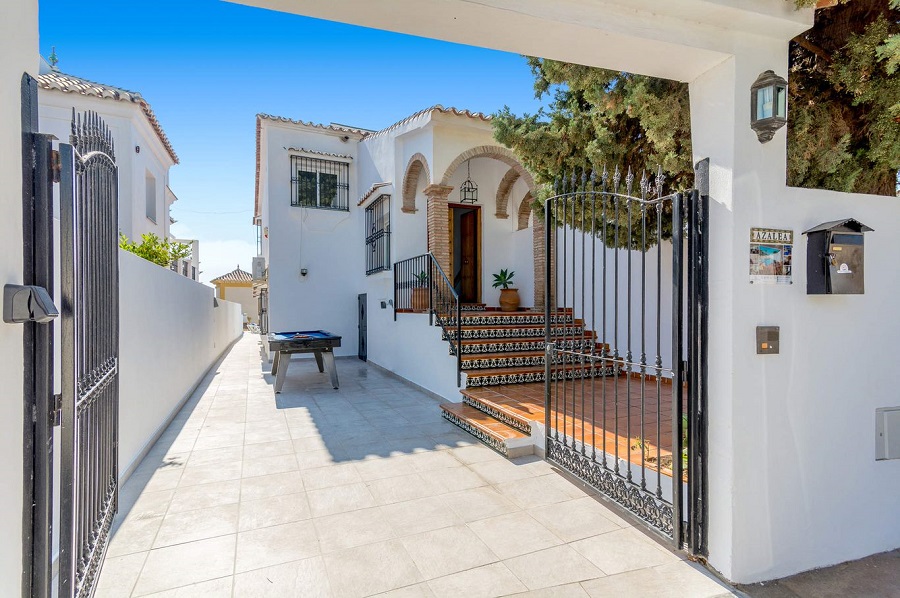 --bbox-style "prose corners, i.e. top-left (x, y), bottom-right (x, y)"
top-left (290, 155), bottom-right (350, 210)
top-left (365, 194), bottom-right (391, 275)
